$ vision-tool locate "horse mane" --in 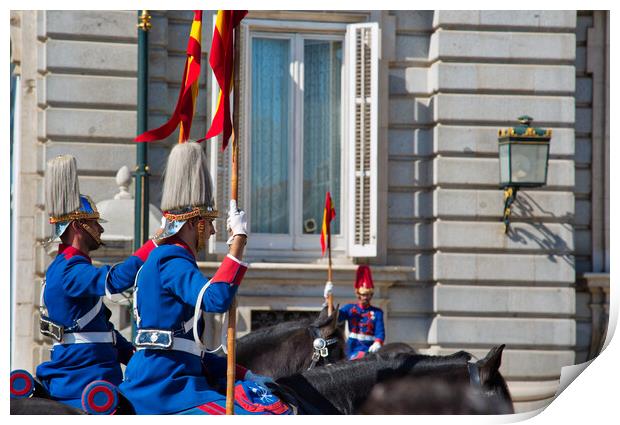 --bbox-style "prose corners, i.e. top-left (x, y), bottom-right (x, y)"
top-left (237, 319), bottom-right (311, 347)
top-left (306, 351), bottom-right (472, 382)
top-left (237, 308), bottom-right (336, 348)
